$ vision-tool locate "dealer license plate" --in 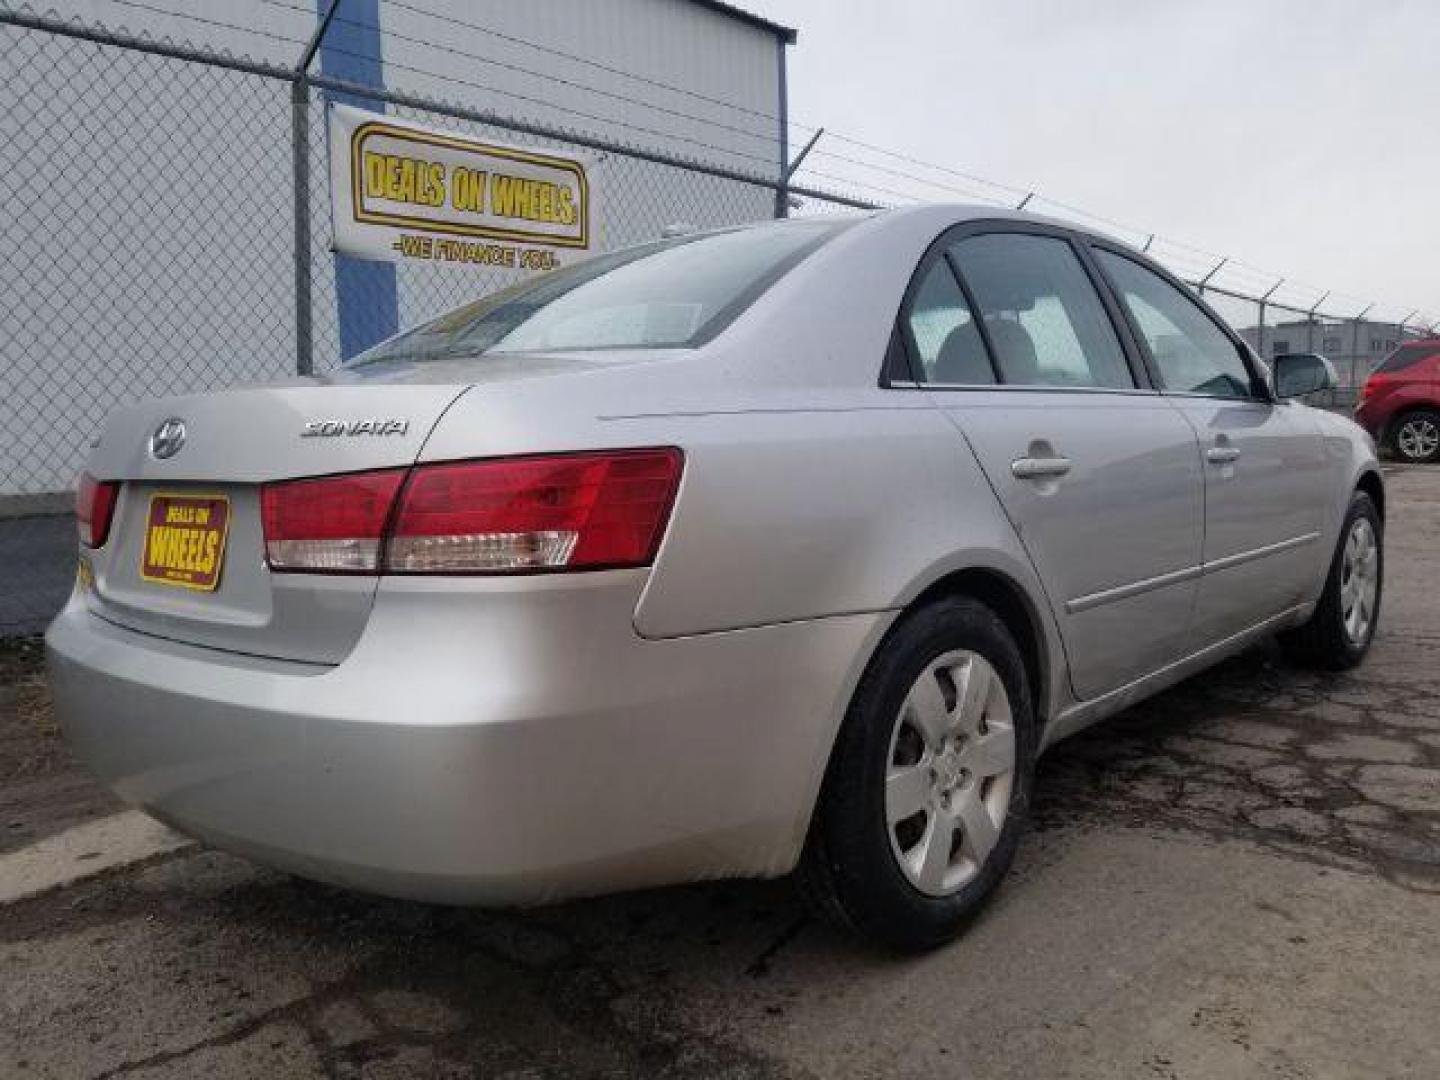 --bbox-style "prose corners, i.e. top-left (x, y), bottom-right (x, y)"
top-left (139, 493), bottom-right (231, 591)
